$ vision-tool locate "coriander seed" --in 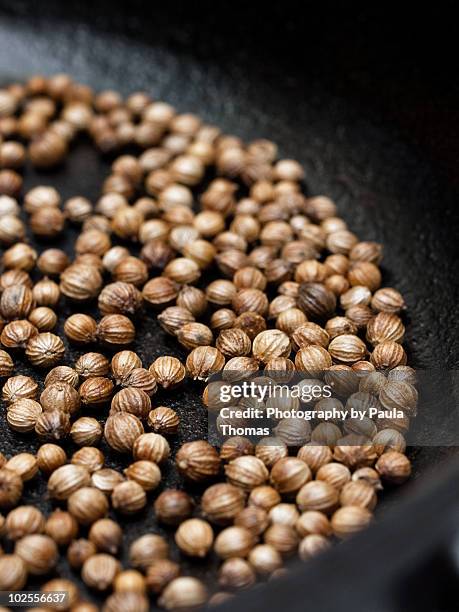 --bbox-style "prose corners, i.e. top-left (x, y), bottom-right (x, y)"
top-left (252, 329), bottom-right (291, 362)
top-left (81, 553), bottom-right (121, 591)
top-left (64, 313), bottom-right (98, 344)
top-left (176, 440), bottom-right (220, 481)
top-left (154, 489), bottom-right (194, 525)
top-left (373, 428), bottom-right (407, 455)
top-left (0, 554), bottom-right (27, 590)
top-left (263, 524), bottom-right (299, 556)
top-left (98, 281), bottom-right (142, 316)
top-left (111, 387), bottom-right (151, 419)
top-left (34, 410), bottom-right (70, 441)
top-left (89, 518), bottom-right (122, 555)
top-left (331, 505), bottom-right (372, 539)
top-left (45, 509), bottom-right (78, 546)
top-left (122, 367), bottom-right (158, 395)
top-left (0, 285), bottom-right (34, 320)
top-left (270, 457), bottom-right (311, 495)
top-left (159, 577), bottom-right (208, 610)
top-left (2, 375), bottom-right (38, 404)
top-left (186, 345), bottom-right (225, 380)
top-left (104, 413), bottom-right (144, 453)
top-left (296, 511), bottom-right (332, 537)
top-left (111, 480), bottom-right (147, 514)
top-left (111, 350), bottom-right (142, 382)
top-left (113, 568), bottom-right (146, 593)
top-left (45, 365), bottom-right (79, 388)
top-left (235, 505), bottom-right (269, 536)
top-left (225, 456), bottom-right (269, 490)
top-left (375, 451), bottom-right (411, 484)
top-left (70, 417), bottom-right (103, 446)
top-left (146, 559), bottom-right (181, 594)
top-left (248, 544), bottom-right (282, 575)
top-left (97, 314), bottom-right (135, 346)
top-left (1, 319), bottom-right (38, 348)
top-left (15, 534), bottom-right (58, 574)
top-left (80, 376), bottom-right (114, 405)
top-left (158, 306), bottom-right (195, 335)
top-left (0, 348), bottom-right (14, 376)
top-left (25, 332), bottom-right (65, 367)
top-left (91, 468), bottom-right (125, 495)
top-left (4, 505), bottom-right (46, 540)
top-left (60, 263), bottom-right (103, 301)
top-left (298, 534), bottom-right (331, 560)
top-left (214, 525), bottom-right (254, 560)
top-left (47, 464), bottom-right (91, 500)
top-left (71, 447), bottom-right (104, 473)
top-left (129, 533), bottom-right (169, 570)
top-left (201, 483), bottom-right (246, 525)
top-left (352, 467), bottom-right (383, 490)
top-left (316, 462), bottom-right (351, 490)
top-left (36, 444), bottom-right (67, 475)
top-left (339, 481), bottom-right (377, 510)
top-left (75, 353), bottom-right (110, 379)
top-left (7, 398), bottom-right (42, 432)
top-left (28, 306), bottom-right (57, 331)
top-left (40, 381), bottom-right (80, 414)
top-left (67, 538), bottom-right (97, 569)
top-left (5, 453), bottom-right (38, 481)
top-left (175, 518), bottom-right (214, 557)
top-left (124, 460), bottom-right (161, 491)
top-left (296, 480), bottom-right (339, 514)
top-left (147, 406), bottom-right (180, 434)
top-left (149, 355), bottom-right (186, 388)
top-left (133, 432), bottom-right (170, 463)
